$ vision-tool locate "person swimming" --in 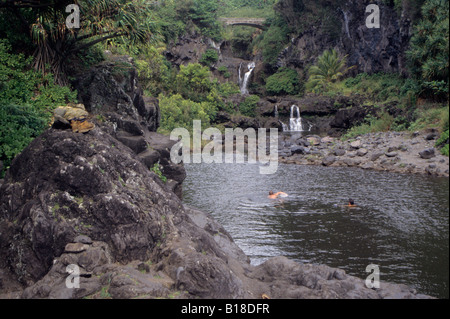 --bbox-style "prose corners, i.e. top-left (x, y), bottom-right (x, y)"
top-left (268, 191), bottom-right (288, 199)
top-left (345, 198), bottom-right (357, 207)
